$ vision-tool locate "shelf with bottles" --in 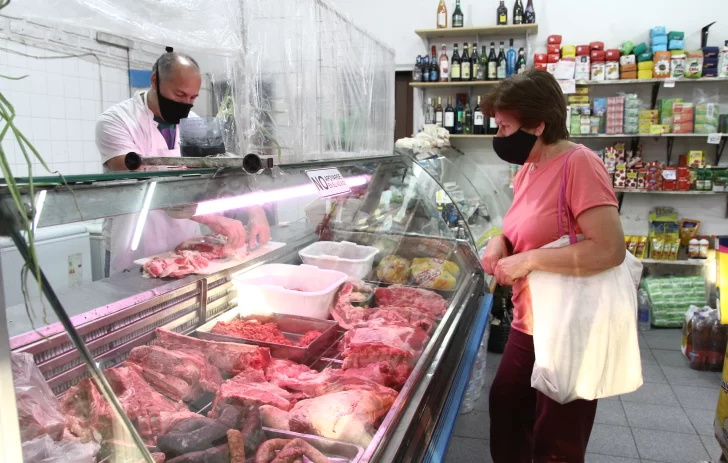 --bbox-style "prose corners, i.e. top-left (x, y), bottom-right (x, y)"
top-left (571, 133), bottom-right (728, 139)
top-left (450, 134), bottom-right (495, 139)
top-left (425, 94), bottom-right (497, 137)
top-left (416, 24), bottom-right (538, 40)
top-left (410, 81), bottom-right (499, 88)
top-left (430, 0), bottom-right (536, 37)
